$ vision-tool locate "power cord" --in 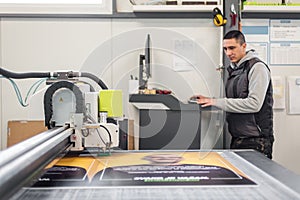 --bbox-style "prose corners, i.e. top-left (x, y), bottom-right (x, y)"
top-left (0, 75), bottom-right (47, 107)
top-left (85, 113), bottom-right (112, 146)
